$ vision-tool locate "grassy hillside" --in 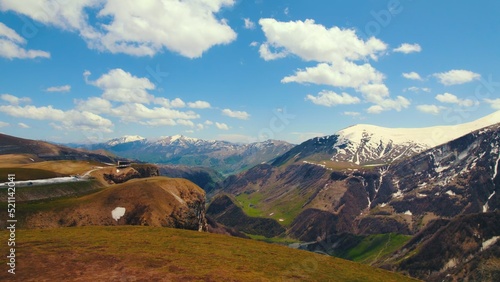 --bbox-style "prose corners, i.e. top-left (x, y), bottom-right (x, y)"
top-left (0, 226), bottom-right (418, 281)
